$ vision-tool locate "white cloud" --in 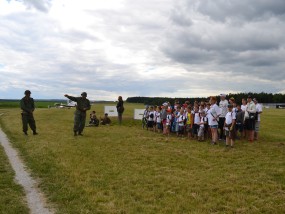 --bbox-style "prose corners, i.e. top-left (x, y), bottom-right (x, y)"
top-left (0, 0), bottom-right (284, 100)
